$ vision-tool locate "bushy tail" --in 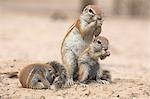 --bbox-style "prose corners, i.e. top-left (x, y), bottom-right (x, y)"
top-left (47, 61), bottom-right (67, 89)
top-left (100, 70), bottom-right (112, 83)
top-left (48, 61), bottom-right (66, 76)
